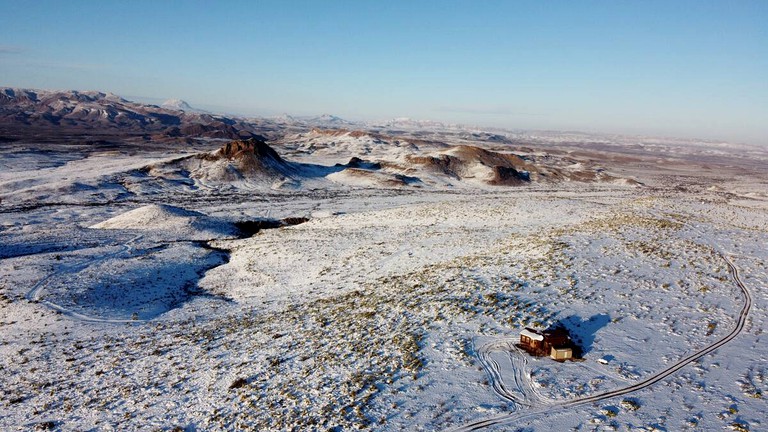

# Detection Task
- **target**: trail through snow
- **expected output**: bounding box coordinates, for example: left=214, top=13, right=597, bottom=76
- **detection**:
left=450, top=252, right=753, bottom=431
left=24, top=235, right=146, bottom=324
left=474, top=338, right=548, bottom=408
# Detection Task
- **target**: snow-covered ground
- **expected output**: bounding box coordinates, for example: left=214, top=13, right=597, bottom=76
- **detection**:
left=0, top=136, right=767, bottom=431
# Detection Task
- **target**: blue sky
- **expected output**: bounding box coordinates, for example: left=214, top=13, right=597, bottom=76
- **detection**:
left=1, top=1, right=766, bottom=144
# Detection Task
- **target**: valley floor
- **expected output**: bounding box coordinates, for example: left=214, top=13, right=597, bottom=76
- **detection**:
left=1, top=143, right=767, bottom=431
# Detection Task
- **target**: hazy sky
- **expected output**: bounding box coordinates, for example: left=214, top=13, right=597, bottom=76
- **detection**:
left=1, top=1, right=766, bottom=144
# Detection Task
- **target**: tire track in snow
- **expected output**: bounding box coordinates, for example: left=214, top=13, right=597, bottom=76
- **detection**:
left=450, top=253, right=752, bottom=431
left=475, top=338, right=548, bottom=408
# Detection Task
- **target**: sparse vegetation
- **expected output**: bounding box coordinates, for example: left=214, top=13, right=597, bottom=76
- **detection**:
left=730, top=421, right=750, bottom=432
left=0, top=154, right=765, bottom=432
left=621, top=398, right=641, bottom=411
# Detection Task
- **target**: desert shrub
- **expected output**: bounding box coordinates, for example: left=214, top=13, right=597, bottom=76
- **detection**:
left=621, top=398, right=641, bottom=411
left=229, top=378, right=248, bottom=390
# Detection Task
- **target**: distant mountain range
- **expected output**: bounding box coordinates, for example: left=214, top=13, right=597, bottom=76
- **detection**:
left=0, top=87, right=734, bottom=151
left=0, top=87, right=278, bottom=143
left=0, top=86, right=521, bottom=146
left=0, top=87, right=398, bottom=145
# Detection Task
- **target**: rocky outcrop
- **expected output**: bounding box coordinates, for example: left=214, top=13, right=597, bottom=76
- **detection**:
left=219, top=139, right=285, bottom=162
left=144, top=139, right=300, bottom=185
left=489, top=166, right=531, bottom=185
left=406, top=145, right=533, bottom=185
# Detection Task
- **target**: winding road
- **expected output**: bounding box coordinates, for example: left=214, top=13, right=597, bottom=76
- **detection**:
left=451, top=253, right=753, bottom=431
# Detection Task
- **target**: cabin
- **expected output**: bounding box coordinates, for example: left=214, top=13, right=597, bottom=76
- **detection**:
left=518, top=326, right=576, bottom=361
left=520, top=328, right=544, bottom=349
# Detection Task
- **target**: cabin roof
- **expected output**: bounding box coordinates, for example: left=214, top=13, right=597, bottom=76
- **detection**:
left=520, top=329, right=544, bottom=341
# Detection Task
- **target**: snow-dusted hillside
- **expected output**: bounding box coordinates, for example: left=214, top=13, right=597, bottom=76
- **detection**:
left=90, top=204, right=238, bottom=240
left=160, top=99, right=209, bottom=114
left=0, top=87, right=268, bottom=141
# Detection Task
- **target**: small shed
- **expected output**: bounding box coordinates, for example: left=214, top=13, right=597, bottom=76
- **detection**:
left=550, top=346, right=573, bottom=360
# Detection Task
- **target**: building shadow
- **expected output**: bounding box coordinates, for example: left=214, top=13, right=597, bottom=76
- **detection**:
left=557, top=313, right=611, bottom=355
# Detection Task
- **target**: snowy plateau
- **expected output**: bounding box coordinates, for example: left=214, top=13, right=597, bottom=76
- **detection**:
left=1, top=95, right=768, bottom=431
